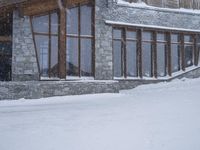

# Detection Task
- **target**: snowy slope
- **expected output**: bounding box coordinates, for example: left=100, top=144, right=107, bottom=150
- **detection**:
left=0, top=78, right=200, bottom=150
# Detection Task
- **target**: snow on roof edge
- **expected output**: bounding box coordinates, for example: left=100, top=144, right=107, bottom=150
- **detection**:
left=105, top=20, right=200, bottom=33
left=117, top=0, right=200, bottom=15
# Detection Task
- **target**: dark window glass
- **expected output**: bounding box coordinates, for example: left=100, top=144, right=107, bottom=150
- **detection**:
left=126, top=41, right=137, bottom=77
left=171, top=34, right=180, bottom=43
left=113, top=40, right=122, bottom=77
left=66, top=37, right=79, bottom=76
left=67, top=7, right=78, bottom=35
left=81, top=39, right=92, bottom=76
left=80, top=5, right=92, bottom=36
left=0, top=13, right=12, bottom=81
left=0, top=13, right=12, bottom=36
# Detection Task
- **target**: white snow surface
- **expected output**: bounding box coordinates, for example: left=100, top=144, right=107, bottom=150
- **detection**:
left=117, top=0, right=200, bottom=14
left=1, top=78, right=200, bottom=150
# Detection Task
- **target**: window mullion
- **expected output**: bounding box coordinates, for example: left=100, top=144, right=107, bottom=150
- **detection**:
left=78, top=4, right=81, bottom=77
left=48, top=13, right=51, bottom=78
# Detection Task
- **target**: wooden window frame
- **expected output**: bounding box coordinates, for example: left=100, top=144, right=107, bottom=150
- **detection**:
left=30, top=1, right=95, bottom=80
left=112, top=25, right=200, bottom=79
left=31, top=10, right=59, bottom=79
left=66, top=3, right=95, bottom=78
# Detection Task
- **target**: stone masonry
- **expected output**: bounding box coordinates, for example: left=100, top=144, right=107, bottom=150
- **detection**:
left=12, top=10, right=39, bottom=81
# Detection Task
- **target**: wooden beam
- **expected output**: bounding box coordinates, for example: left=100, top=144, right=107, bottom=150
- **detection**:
left=58, top=6, right=66, bottom=79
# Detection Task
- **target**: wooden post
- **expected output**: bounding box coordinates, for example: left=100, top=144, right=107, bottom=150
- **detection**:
left=59, top=5, right=66, bottom=79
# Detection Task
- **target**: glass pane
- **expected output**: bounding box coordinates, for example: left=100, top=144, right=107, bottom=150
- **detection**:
left=0, top=42, right=12, bottom=55
left=184, top=45, right=193, bottom=67
left=126, top=41, right=137, bottom=77
left=66, top=37, right=79, bottom=76
left=32, top=15, right=49, bottom=33
left=198, top=45, right=200, bottom=65
left=184, top=35, right=193, bottom=43
left=127, top=31, right=136, bottom=39
left=171, top=44, right=180, bottom=73
left=142, top=31, right=153, bottom=41
left=157, top=43, right=166, bottom=77
left=0, top=55, right=12, bottom=81
left=50, top=36, right=58, bottom=77
left=0, top=42, right=12, bottom=81
left=35, top=35, right=49, bottom=77
left=157, top=33, right=166, bottom=41
left=81, top=39, right=92, bottom=76
left=0, top=13, right=12, bottom=36
left=80, top=5, right=92, bottom=36
left=197, top=35, right=200, bottom=43
left=113, top=29, right=122, bottom=39
left=67, top=7, right=78, bottom=35
left=171, top=34, right=179, bottom=43
left=113, top=41, right=122, bottom=77
left=51, top=13, right=58, bottom=34
left=142, top=42, right=152, bottom=77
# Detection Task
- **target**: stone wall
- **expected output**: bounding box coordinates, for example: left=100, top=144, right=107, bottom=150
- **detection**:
left=12, top=11, right=39, bottom=81
left=95, top=0, right=113, bottom=80
left=0, top=81, right=119, bottom=100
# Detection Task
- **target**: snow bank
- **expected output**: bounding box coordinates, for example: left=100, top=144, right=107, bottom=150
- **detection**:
left=0, top=78, right=200, bottom=150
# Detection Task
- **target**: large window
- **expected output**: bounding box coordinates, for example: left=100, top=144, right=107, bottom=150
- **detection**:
left=113, top=27, right=199, bottom=79
left=31, top=2, right=94, bottom=79
left=0, top=13, right=12, bottom=81
left=32, top=12, right=59, bottom=78
left=66, top=4, right=94, bottom=77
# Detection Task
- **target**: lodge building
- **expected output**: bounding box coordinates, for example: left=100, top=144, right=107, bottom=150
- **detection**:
left=0, top=0, right=200, bottom=99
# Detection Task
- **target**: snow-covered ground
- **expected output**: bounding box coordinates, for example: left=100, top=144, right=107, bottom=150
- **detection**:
left=1, top=78, right=200, bottom=150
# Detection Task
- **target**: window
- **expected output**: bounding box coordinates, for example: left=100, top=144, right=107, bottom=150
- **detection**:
left=31, top=2, right=94, bottom=80
left=0, top=13, right=12, bottom=81
left=66, top=4, right=94, bottom=77
left=32, top=12, right=59, bottom=78
left=113, top=27, right=199, bottom=79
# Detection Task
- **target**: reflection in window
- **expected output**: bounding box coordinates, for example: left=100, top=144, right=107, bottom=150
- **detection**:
left=67, top=7, right=78, bottom=35
left=66, top=37, right=79, bottom=76
left=184, top=35, right=194, bottom=67
left=112, top=27, right=198, bottom=79
left=171, top=34, right=181, bottom=73
left=126, top=41, right=137, bottom=77
left=113, top=40, right=122, bottom=77
left=32, top=12, right=59, bottom=78
left=66, top=4, right=94, bottom=77
left=142, top=32, right=153, bottom=77
left=157, top=33, right=167, bottom=77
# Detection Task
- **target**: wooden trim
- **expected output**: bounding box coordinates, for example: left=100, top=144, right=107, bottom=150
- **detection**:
left=180, top=33, right=185, bottom=71
left=167, top=32, right=172, bottom=76
left=0, top=36, right=12, bottom=42
left=153, top=31, right=157, bottom=78
left=138, top=29, right=142, bottom=78
left=59, top=7, right=66, bottom=79
left=30, top=16, right=41, bottom=75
